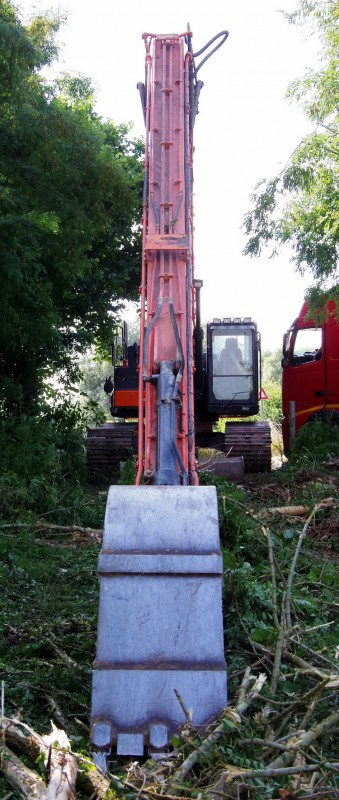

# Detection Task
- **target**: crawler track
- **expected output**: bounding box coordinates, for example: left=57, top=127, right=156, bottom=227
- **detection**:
left=224, top=421, right=272, bottom=472
left=87, top=420, right=271, bottom=479
left=87, top=422, right=136, bottom=480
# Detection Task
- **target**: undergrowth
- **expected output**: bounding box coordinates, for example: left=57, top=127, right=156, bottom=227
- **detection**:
left=287, top=416, right=339, bottom=470
left=0, top=415, right=338, bottom=797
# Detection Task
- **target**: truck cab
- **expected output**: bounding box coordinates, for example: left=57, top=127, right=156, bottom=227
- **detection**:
left=282, top=300, right=339, bottom=453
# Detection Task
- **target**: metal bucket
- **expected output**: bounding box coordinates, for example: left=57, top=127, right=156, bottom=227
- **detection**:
left=90, top=485, right=227, bottom=763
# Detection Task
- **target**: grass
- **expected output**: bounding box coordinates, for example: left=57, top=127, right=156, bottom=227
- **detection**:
left=0, top=417, right=339, bottom=797
left=1, top=525, right=100, bottom=739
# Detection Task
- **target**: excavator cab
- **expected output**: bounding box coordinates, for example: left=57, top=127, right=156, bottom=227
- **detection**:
left=206, top=318, right=261, bottom=416
left=108, top=322, right=139, bottom=418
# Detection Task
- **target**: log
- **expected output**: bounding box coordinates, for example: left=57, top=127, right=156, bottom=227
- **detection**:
left=0, top=741, right=46, bottom=800
left=47, top=751, right=77, bottom=800
left=0, top=719, right=110, bottom=799
left=266, top=506, right=310, bottom=517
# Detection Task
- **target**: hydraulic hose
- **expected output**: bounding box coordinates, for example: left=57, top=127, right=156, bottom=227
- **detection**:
left=193, top=30, right=229, bottom=75
left=170, top=399, right=188, bottom=485
left=169, top=298, right=185, bottom=399
left=142, top=296, right=163, bottom=379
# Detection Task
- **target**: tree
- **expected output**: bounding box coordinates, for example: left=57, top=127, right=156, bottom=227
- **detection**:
left=76, top=347, right=113, bottom=424
left=261, top=350, right=283, bottom=424
left=0, top=1, right=143, bottom=414
left=243, top=0, right=339, bottom=315
left=262, top=349, right=283, bottom=385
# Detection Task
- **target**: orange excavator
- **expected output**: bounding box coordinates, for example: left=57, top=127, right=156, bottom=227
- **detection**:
left=89, top=28, right=270, bottom=768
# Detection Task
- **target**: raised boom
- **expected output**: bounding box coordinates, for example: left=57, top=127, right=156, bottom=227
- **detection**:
left=90, top=29, right=229, bottom=767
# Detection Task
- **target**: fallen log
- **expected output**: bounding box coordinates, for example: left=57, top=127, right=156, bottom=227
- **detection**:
left=47, top=751, right=77, bottom=800
left=263, top=497, right=336, bottom=518
left=266, top=505, right=310, bottom=517
left=0, top=740, right=46, bottom=800
left=0, top=719, right=110, bottom=799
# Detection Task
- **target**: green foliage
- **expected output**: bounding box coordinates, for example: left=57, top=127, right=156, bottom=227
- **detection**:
left=262, top=349, right=282, bottom=385
left=76, top=346, right=113, bottom=423
left=0, top=526, right=100, bottom=735
left=261, top=380, right=282, bottom=424
left=118, top=458, right=137, bottom=484
left=0, top=1, right=143, bottom=415
left=260, top=350, right=283, bottom=424
left=0, top=402, right=98, bottom=519
left=288, top=415, right=339, bottom=468
left=1, top=426, right=338, bottom=795
left=243, top=0, right=339, bottom=310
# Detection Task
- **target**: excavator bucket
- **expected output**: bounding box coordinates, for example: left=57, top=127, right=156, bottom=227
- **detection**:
left=90, top=484, right=227, bottom=764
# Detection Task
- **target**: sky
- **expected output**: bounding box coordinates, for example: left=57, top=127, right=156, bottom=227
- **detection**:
left=19, top=0, right=319, bottom=351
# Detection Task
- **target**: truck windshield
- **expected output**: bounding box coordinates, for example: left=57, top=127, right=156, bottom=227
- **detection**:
left=212, top=327, right=254, bottom=401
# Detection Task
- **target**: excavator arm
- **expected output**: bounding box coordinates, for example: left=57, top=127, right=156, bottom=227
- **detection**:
left=137, top=30, right=201, bottom=487
left=90, top=29, right=229, bottom=766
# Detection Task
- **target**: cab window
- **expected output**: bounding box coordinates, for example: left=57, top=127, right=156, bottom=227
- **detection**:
left=291, top=328, right=322, bottom=364
left=211, top=327, right=253, bottom=401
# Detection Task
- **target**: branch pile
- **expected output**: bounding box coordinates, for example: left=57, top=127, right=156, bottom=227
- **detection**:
left=1, top=489, right=338, bottom=799
left=1, top=652, right=338, bottom=800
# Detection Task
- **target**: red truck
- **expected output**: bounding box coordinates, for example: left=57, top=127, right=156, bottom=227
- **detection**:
left=282, top=298, right=339, bottom=453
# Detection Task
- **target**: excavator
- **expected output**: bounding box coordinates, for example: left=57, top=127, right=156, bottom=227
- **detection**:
left=89, top=28, right=271, bottom=768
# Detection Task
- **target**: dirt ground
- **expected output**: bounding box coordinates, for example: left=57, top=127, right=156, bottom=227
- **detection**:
left=241, top=462, right=339, bottom=545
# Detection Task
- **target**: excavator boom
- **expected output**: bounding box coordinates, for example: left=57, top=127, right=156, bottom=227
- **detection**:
left=136, top=31, right=196, bottom=486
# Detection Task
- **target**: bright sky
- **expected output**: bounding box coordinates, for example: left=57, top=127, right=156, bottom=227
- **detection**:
left=19, top=0, right=318, bottom=351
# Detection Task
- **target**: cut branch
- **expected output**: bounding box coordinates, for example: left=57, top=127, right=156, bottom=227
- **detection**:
left=268, top=708, right=339, bottom=770
left=206, top=761, right=339, bottom=800
left=264, top=525, right=279, bottom=630
left=285, top=502, right=323, bottom=628
left=169, top=669, right=266, bottom=789
left=0, top=522, right=102, bottom=541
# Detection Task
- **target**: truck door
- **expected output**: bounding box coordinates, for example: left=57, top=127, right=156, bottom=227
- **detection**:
left=324, top=316, right=339, bottom=412
left=282, top=323, right=324, bottom=450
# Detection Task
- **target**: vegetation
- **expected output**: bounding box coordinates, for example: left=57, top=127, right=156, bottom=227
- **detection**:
left=261, top=349, right=283, bottom=424
left=1, top=422, right=338, bottom=799
left=0, top=0, right=143, bottom=417
left=1, top=1, right=338, bottom=798
left=243, top=0, right=339, bottom=315
left=77, top=347, right=113, bottom=424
